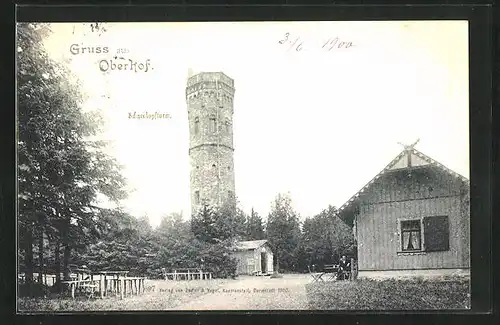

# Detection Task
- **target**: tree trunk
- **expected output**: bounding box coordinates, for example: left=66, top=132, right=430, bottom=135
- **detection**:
left=63, top=244, right=71, bottom=280
left=54, top=237, right=61, bottom=289
left=22, top=221, right=35, bottom=297
left=37, top=214, right=45, bottom=284
left=24, top=222, right=34, bottom=283
left=275, top=251, right=280, bottom=273
left=62, top=219, right=71, bottom=281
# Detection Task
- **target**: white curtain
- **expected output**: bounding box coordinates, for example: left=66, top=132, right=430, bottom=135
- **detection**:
left=402, top=232, right=411, bottom=250
left=402, top=231, right=420, bottom=250
left=411, top=231, right=421, bottom=249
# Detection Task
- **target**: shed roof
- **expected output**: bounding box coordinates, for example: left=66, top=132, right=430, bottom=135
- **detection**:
left=234, top=239, right=268, bottom=251
left=337, top=144, right=469, bottom=224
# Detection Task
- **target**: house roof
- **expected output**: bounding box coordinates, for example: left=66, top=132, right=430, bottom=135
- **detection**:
left=338, top=144, right=469, bottom=216
left=234, top=240, right=268, bottom=251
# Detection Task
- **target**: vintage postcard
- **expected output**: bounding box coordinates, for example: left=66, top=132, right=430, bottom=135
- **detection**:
left=16, top=21, right=470, bottom=312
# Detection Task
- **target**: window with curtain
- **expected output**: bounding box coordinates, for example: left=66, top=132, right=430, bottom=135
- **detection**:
left=401, top=219, right=422, bottom=251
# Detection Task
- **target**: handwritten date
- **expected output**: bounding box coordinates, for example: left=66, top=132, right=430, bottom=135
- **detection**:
left=322, top=37, right=354, bottom=51
left=278, top=33, right=354, bottom=52
left=278, top=33, right=304, bottom=52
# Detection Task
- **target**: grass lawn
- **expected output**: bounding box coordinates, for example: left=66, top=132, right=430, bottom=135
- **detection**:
left=305, top=276, right=471, bottom=310
left=17, top=278, right=230, bottom=312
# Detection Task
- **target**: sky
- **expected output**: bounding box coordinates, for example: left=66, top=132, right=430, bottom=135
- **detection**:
left=41, top=21, right=469, bottom=227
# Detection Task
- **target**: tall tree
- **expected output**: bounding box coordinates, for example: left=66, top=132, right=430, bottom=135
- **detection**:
left=158, top=211, right=237, bottom=279
left=299, top=205, right=355, bottom=270
left=78, top=211, right=159, bottom=277
left=191, top=204, right=219, bottom=244
left=191, top=202, right=245, bottom=243
left=266, top=193, right=301, bottom=273
left=216, top=204, right=247, bottom=241
left=246, top=208, right=265, bottom=240
left=156, top=213, right=195, bottom=274
left=17, top=23, right=127, bottom=292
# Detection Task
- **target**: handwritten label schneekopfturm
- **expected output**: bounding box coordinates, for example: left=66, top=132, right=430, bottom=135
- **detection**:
left=278, top=32, right=355, bottom=52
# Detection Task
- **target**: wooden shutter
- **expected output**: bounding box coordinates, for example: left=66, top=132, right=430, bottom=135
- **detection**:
left=423, top=216, right=450, bottom=252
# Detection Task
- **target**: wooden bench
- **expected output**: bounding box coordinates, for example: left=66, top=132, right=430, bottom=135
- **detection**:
left=323, top=264, right=339, bottom=281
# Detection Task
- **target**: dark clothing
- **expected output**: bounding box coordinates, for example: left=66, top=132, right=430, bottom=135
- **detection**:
left=337, top=259, right=350, bottom=280
left=339, top=259, right=350, bottom=272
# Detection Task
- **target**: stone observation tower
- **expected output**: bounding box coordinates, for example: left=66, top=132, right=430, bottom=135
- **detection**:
left=186, top=71, right=236, bottom=215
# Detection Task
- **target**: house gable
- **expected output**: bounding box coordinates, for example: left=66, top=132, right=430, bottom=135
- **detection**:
left=338, top=147, right=469, bottom=227
left=358, top=165, right=467, bottom=206
left=234, top=239, right=268, bottom=251
left=388, top=150, right=431, bottom=171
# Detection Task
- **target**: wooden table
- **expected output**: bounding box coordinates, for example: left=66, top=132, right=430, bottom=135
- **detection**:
left=309, top=264, right=340, bottom=283
left=91, top=271, right=147, bottom=299
left=91, top=271, right=129, bottom=299
left=60, top=271, right=146, bottom=299
left=118, top=276, right=146, bottom=299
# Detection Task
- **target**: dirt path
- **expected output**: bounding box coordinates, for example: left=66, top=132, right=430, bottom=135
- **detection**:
left=172, top=274, right=311, bottom=310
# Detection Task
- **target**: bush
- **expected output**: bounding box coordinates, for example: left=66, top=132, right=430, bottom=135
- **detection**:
left=306, top=277, right=471, bottom=310
left=18, top=282, right=51, bottom=298
left=198, top=240, right=237, bottom=279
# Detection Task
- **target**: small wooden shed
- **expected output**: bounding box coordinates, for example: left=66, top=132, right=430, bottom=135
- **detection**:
left=233, top=240, right=274, bottom=276
left=338, top=144, right=470, bottom=278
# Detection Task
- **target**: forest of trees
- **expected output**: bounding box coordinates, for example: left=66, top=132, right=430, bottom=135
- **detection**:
left=17, top=23, right=356, bottom=297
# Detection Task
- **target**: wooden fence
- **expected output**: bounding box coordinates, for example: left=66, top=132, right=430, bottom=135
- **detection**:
left=161, top=268, right=212, bottom=281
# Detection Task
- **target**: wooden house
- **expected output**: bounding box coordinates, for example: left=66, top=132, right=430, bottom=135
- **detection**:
left=233, top=240, right=274, bottom=276
left=338, top=144, right=470, bottom=278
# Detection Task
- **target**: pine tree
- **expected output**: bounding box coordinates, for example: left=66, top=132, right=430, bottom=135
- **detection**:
left=17, top=23, right=127, bottom=292
left=266, top=193, right=301, bottom=273
left=246, top=208, right=265, bottom=240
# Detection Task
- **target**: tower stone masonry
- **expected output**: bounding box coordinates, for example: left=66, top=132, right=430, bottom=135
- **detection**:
left=186, top=72, right=236, bottom=216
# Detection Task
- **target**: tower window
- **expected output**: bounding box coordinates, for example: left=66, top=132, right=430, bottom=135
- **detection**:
left=194, top=117, right=199, bottom=135
left=212, top=164, right=216, bottom=168
left=194, top=191, right=200, bottom=204
left=225, top=119, right=230, bottom=132
left=209, top=117, right=217, bottom=133
left=227, top=166, right=231, bottom=171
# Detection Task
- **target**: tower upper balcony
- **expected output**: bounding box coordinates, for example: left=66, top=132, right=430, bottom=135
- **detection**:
left=186, top=72, right=235, bottom=101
